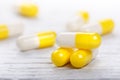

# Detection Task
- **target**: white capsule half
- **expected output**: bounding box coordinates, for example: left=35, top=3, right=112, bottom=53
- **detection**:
left=7, top=22, right=24, bottom=37
left=0, top=22, right=24, bottom=39
left=79, top=23, right=102, bottom=34
left=66, top=16, right=85, bottom=31
left=17, top=35, right=40, bottom=51
left=66, top=11, right=89, bottom=32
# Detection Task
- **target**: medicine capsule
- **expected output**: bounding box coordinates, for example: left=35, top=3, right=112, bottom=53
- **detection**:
left=57, top=32, right=101, bottom=49
left=0, top=22, right=24, bottom=39
left=74, top=49, right=99, bottom=59
left=67, top=19, right=114, bottom=35
left=66, top=11, right=89, bottom=32
left=51, top=48, right=73, bottom=67
left=17, top=31, right=56, bottom=51
left=17, top=3, right=38, bottom=17
left=70, top=49, right=92, bottom=68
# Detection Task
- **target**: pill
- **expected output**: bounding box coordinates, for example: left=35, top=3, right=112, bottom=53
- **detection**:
left=70, top=49, right=92, bottom=68
left=0, top=22, right=24, bottom=39
left=17, top=31, right=56, bottom=51
left=75, top=49, right=98, bottom=59
left=67, top=19, right=114, bottom=35
left=17, top=3, right=38, bottom=17
left=57, top=32, right=101, bottom=49
left=51, top=48, right=73, bottom=67
left=66, top=11, right=89, bottom=32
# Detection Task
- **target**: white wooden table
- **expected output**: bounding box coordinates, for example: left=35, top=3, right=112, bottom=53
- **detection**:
left=0, top=0, right=120, bottom=79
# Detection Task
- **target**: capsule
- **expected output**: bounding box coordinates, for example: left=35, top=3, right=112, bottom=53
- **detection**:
left=51, top=48, right=73, bottom=67
left=67, top=19, right=114, bottom=35
left=17, top=3, right=38, bottom=17
left=0, top=22, right=24, bottom=39
left=70, top=49, right=93, bottom=68
left=57, top=32, right=101, bottom=49
left=74, top=49, right=98, bottom=59
left=66, top=11, right=89, bottom=32
left=17, top=31, right=56, bottom=51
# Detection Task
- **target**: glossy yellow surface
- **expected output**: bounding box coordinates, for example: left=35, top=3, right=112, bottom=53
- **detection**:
left=37, top=31, right=56, bottom=37
left=70, top=49, right=92, bottom=68
left=51, top=48, right=73, bottom=67
left=19, top=3, right=38, bottom=17
left=75, top=32, right=101, bottom=49
left=0, top=25, right=9, bottom=39
left=37, top=31, right=56, bottom=48
left=77, top=11, right=89, bottom=22
left=99, top=19, right=114, bottom=35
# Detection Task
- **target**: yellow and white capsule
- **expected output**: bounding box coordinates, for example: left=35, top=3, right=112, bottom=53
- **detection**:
left=66, top=11, right=89, bottom=32
left=17, top=31, right=56, bottom=51
left=16, top=3, right=38, bottom=17
left=0, top=22, right=24, bottom=39
left=67, top=19, right=114, bottom=35
left=57, top=32, right=101, bottom=49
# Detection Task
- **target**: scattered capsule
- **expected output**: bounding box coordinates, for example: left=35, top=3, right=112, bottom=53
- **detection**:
left=17, top=3, right=38, bottom=17
left=51, top=48, right=73, bottom=67
left=66, top=11, right=89, bottom=32
left=67, top=19, right=114, bottom=35
left=17, top=31, right=56, bottom=51
left=0, top=22, right=24, bottom=39
left=70, top=49, right=92, bottom=68
left=57, top=32, right=101, bottom=49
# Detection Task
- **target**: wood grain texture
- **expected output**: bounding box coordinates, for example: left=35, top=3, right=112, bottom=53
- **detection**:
left=0, top=0, right=120, bottom=80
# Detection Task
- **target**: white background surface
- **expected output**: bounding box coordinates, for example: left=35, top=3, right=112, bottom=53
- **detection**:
left=0, top=0, right=120, bottom=79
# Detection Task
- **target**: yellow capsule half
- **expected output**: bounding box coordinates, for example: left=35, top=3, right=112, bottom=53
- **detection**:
left=77, top=11, right=89, bottom=23
left=99, top=19, right=114, bottom=35
left=70, top=49, right=92, bottom=68
left=51, top=48, right=73, bottom=67
left=0, top=24, right=9, bottom=39
left=76, top=32, right=101, bottom=49
left=37, top=31, right=56, bottom=48
left=19, top=3, right=38, bottom=17
left=57, top=32, right=101, bottom=49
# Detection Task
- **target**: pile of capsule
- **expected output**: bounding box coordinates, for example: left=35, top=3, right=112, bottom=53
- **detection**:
left=51, top=11, right=114, bottom=68
left=0, top=3, right=114, bottom=69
